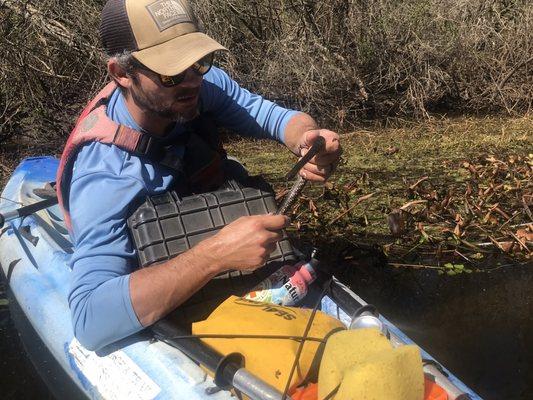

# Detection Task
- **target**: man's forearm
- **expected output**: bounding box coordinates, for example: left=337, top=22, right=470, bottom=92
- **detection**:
left=129, top=239, right=221, bottom=326
left=283, top=112, right=319, bottom=155
left=128, top=213, right=287, bottom=327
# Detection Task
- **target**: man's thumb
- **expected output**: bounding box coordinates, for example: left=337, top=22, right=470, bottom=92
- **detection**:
left=300, top=130, right=320, bottom=154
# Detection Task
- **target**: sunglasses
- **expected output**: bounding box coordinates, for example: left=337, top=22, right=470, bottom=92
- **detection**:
left=132, top=53, right=214, bottom=87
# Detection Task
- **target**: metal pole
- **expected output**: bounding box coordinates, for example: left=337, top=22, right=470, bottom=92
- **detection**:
left=0, top=196, right=58, bottom=228
left=152, top=320, right=291, bottom=400
left=277, top=136, right=326, bottom=215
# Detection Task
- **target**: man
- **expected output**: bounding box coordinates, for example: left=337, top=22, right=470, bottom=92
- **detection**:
left=60, top=0, right=341, bottom=351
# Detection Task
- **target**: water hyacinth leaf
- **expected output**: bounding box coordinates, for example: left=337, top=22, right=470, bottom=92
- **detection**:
left=443, top=263, right=467, bottom=275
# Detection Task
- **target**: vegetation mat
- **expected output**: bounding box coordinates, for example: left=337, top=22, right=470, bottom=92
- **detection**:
left=227, top=116, right=532, bottom=276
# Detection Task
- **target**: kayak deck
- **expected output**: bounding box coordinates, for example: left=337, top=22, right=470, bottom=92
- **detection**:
left=0, top=157, right=482, bottom=400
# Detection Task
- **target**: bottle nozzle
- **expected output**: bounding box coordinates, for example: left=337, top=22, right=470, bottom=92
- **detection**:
left=349, top=305, right=389, bottom=337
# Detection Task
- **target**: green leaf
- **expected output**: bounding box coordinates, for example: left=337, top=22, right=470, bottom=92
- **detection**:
left=0, top=299, right=9, bottom=307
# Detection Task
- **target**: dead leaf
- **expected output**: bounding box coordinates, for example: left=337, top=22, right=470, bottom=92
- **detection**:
left=516, top=229, right=533, bottom=242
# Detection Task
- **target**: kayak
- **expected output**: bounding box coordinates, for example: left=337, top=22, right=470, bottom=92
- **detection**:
left=0, top=156, right=482, bottom=400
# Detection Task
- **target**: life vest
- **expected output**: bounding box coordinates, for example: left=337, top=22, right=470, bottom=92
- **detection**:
left=56, top=82, right=225, bottom=232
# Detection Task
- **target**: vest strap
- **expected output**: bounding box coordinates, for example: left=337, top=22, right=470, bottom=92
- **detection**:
left=134, top=131, right=186, bottom=173
left=57, top=82, right=225, bottom=231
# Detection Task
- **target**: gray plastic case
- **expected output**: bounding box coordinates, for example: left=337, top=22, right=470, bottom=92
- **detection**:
left=128, top=179, right=296, bottom=268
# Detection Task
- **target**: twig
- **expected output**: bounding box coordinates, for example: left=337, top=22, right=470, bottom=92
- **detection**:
left=400, top=199, right=428, bottom=211
left=488, top=236, right=508, bottom=253
left=0, top=161, right=12, bottom=174
left=510, top=223, right=533, bottom=229
left=409, top=176, right=429, bottom=191
left=498, top=56, right=533, bottom=90
left=508, top=231, right=531, bottom=253
left=454, top=249, right=473, bottom=264
left=1, top=0, right=98, bottom=52
left=485, top=262, right=531, bottom=273
left=459, top=239, right=486, bottom=252
left=328, top=192, right=375, bottom=225
left=389, top=262, right=442, bottom=270
left=490, top=204, right=511, bottom=220
left=498, top=211, right=521, bottom=231
left=522, top=196, right=533, bottom=223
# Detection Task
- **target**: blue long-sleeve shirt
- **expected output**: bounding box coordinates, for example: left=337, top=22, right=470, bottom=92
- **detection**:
left=68, top=66, right=297, bottom=350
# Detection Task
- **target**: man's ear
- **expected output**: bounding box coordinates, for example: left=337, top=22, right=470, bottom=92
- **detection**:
left=107, top=58, right=133, bottom=89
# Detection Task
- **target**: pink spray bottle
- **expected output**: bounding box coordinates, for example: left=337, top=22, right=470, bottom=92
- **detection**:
left=244, top=253, right=319, bottom=306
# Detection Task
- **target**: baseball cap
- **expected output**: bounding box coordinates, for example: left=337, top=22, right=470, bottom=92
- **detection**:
left=100, top=0, right=227, bottom=76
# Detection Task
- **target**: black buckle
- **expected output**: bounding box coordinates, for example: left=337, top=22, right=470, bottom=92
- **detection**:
left=136, top=134, right=183, bottom=173
left=159, top=145, right=183, bottom=173
left=136, top=134, right=160, bottom=157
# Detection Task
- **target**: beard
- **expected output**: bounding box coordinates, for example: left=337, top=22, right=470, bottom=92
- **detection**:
left=129, top=80, right=199, bottom=124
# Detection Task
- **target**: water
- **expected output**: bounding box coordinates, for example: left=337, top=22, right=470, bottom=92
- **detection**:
left=1, top=265, right=531, bottom=399
left=343, top=262, right=532, bottom=400
left=0, top=282, right=52, bottom=399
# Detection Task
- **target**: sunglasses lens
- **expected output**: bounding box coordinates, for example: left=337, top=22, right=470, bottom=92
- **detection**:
left=158, top=53, right=214, bottom=87
left=159, top=72, right=186, bottom=87
left=194, top=53, right=214, bottom=75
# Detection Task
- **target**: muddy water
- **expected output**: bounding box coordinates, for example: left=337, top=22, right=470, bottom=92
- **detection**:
left=0, top=282, right=52, bottom=399
left=344, top=262, right=532, bottom=400
left=1, top=265, right=532, bottom=399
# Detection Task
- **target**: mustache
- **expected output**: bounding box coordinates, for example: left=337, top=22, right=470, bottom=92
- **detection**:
left=174, top=89, right=200, bottom=100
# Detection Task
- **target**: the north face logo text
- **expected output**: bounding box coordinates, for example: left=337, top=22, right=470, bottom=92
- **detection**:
left=146, top=0, right=192, bottom=31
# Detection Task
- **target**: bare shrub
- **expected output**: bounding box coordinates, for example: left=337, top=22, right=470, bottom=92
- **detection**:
left=0, top=0, right=105, bottom=149
left=194, top=0, right=532, bottom=126
left=0, top=0, right=531, bottom=149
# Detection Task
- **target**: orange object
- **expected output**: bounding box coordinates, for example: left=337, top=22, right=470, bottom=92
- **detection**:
left=291, top=383, right=318, bottom=400
left=424, top=377, right=448, bottom=400
left=290, top=377, right=444, bottom=400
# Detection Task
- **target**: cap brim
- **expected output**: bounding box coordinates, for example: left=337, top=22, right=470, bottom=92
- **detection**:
left=132, top=32, right=227, bottom=76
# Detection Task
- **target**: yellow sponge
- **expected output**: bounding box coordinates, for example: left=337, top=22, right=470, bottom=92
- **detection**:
left=318, top=329, right=424, bottom=400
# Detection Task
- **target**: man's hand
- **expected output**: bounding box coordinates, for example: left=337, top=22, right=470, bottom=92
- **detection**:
left=202, top=214, right=290, bottom=272
left=297, top=129, right=342, bottom=182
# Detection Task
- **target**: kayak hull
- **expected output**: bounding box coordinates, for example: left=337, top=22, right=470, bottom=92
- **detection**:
left=0, top=157, right=482, bottom=400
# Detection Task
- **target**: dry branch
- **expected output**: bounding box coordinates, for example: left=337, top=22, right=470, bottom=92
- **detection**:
left=328, top=192, right=375, bottom=225
left=1, top=0, right=99, bottom=52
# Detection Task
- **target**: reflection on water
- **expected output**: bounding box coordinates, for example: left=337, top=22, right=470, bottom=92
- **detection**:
left=0, top=282, right=52, bottom=399
left=344, top=262, right=532, bottom=400
left=1, top=264, right=531, bottom=399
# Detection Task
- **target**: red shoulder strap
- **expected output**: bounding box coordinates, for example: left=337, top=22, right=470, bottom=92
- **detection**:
left=56, top=82, right=144, bottom=231
left=56, top=82, right=225, bottom=232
